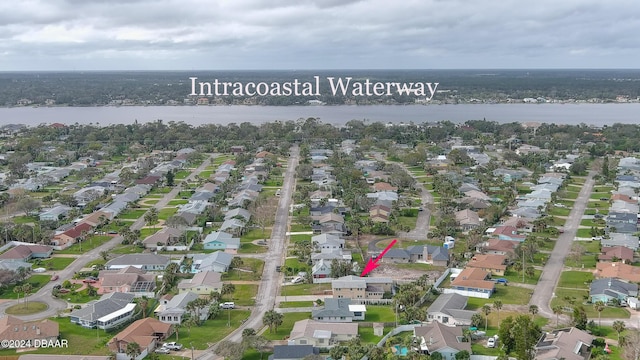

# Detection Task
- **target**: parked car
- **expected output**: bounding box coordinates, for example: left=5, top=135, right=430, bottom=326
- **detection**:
left=291, top=276, right=304, bottom=284
left=494, top=278, right=508, bottom=284
left=163, top=342, right=183, bottom=350
left=220, top=302, right=235, bottom=309
left=51, top=275, right=59, bottom=281
left=33, top=268, right=46, bottom=273
left=487, top=337, right=496, bottom=348
left=155, top=347, right=171, bottom=354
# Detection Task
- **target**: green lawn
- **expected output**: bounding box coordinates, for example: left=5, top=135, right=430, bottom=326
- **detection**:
left=0, top=275, right=52, bottom=299
left=466, top=286, right=533, bottom=310
left=366, top=305, right=396, bottom=322
left=551, top=288, right=630, bottom=318
left=548, top=207, right=571, bottom=216
left=589, top=193, right=610, bottom=200
left=110, top=245, right=145, bottom=254
left=561, top=191, right=580, bottom=200
left=282, top=283, right=331, bottom=296
left=359, top=326, right=392, bottom=344
left=117, top=209, right=147, bottom=220
left=11, top=215, right=39, bottom=224
left=168, top=199, right=189, bottom=205
left=501, top=269, right=542, bottom=285
left=557, top=271, right=593, bottom=289
left=34, top=257, right=75, bottom=271
left=61, top=288, right=101, bottom=304
left=289, top=224, right=312, bottom=232
left=174, top=170, right=191, bottom=180
left=396, top=215, right=418, bottom=230
left=164, top=310, right=251, bottom=349
left=580, top=219, right=606, bottom=227
left=278, top=301, right=316, bottom=308
left=284, top=258, right=310, bottom=275
left=225, top=284, right=258, bottom=306
left=57, top=235, right=113, bottom=254
left=262, top=312, right=310, bottom=341
left=222, top=258, right=265, bottom=281
left=238, top=242, right=268, bottom=254
left=289, top=234, right=312, bottom=243
left=576, top=228, right=594, bottom=238
left=158, top=207, right=178, bottom=220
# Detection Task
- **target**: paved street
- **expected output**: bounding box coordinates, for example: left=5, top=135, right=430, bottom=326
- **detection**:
left=0, top=155, right=214, bottom=320
left=196, top=145, right=299, bottom=360
left=529, top=171, right=595, bottom=318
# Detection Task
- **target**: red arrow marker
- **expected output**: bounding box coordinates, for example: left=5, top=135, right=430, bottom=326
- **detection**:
left=360, top=239, right=397, bottom=277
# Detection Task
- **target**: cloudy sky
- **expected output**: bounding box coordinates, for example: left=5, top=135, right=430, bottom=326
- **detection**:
left=2, top=0, right=640, bottom=71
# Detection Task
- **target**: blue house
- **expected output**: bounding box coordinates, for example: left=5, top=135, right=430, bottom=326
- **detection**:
left=203, top=231, right=240, bottom=252
left=590, top=278, right=638, bottom=303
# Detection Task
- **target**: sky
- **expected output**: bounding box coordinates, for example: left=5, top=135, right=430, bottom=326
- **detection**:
left=2, top=0, right=640, bottom=71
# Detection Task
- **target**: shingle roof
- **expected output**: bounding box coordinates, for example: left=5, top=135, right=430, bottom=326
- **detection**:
left=70, top=292, right=135, bottom=322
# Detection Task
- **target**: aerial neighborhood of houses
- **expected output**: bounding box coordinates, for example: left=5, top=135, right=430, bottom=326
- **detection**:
left=0, top=121, right=638, bottom=360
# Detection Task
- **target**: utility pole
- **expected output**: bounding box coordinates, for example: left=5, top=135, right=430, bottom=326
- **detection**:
left=522, top=247, right=525, bottom=283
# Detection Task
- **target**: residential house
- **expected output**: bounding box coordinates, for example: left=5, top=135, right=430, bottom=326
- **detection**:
left=0, top=259, right=32, bottom=272
left=332, top=275, right=393, bottom=300
left=224, top=208, right=251, bottom=223
left=459, top=197, right=490, bottom=210
left=312, top=234, right=344, bottom=252
left=610, top=200, right=640, bottom=214
left=454, top=209, right=481, bottom=231
left=589, top=278, right=639, bottom=303
left=69, top=292, right=136, bottom=330
left=479, top=239, right=518, bottom=257
left=0, top=316, right=59, bottom=345
left=606, top=211, right=638, bottom=234
left=107, top=318, right=173, bottom=359
left=535, top=327, right=594, bottom=360
left=487, top=226, right=527, bottom=242
left=219, top=218, right=246, bottom=236
left=447, top=267, right=495, bottom=299
left=0, top=244, right=53, bottom=262
left=414, top=322, right=472, bottom=359
left=202, top=231, right=241, bottom=253
left=80, top=210, right=113, bottom=228
left=312, top=298, right=366, bottom=322
left=39, top=205, right=72, bottom=221
left=288, top=319, right=358, bottom=347
left=98, top=266, right=156, bottom=295
left=369, top=204, right=391, bottom=223
left=311, top=259, right=332, bottom=279
left=177, top=271, right=223, bottom=295
left=406, top=245, right=450, bottom=267
left=426, top=293, right=476, bottom=326
left=463, top=190, right=490, bottom=202
left=372, top=182, right=398, bottom=192
left=268, top=345, right=319, bottom=360
left=366, top=191, right=398, bottom=203
left=601, top=233, right=639, bottom=251
left=466, top=254, right=507, bottom=276
left=51, top=222, right=93, bottom=250
left=192, top=251, right=233, bottom=273
left=598, top=246, right=634, bottom=264
left=595, top=262, right=640, bottom=283
left=155, top=291, right=206, bottom=324
left=106, top=254, right=171, bottom=271
left=383, top=249, right=411, bottom=263
left=142, top=227, right=184, bottom=250
left=311, top=249, right=352, bottom=265
left=318, top=213, right=345, bottom=233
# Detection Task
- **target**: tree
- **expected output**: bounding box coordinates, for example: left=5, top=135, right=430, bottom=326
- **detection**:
left=242, top=328, right=256, bottom=338
left=594, top=301, right=605, bottom=327
left=613, top=320, right=626, bottom=343
left=471, top=313, right=484, bottom=328
left=99, top=251, right=109, bottom=261
left=493, top=300, right=503, bottom=323
left=552, top=305, right=563, bottom=328
left=16, top=196, right=40, bottom=217
left=481, top=304, right=492, bottom=331
left=208, top=303, right=221, bottom=319
left=455, top=350, right=471, bottom=360
left=144, top=207, right=159, bottom=230
left=572, top=306, right=588, bottom=330
left=13, top=284, right=23, bottom=304
left=263, top=310, right=283, bottom=333
left=528, top=305, right=539, bottom=317
left=138, top=296, right=149, bottom=318
left=215, top=340, right=245, bottom=360
left=86, top=283, right=98, bottom=297
left=166, top=169, right=175, bottom=187
left=21, top=283, right=32, bottom=308
left=125, top=342, right=141, bottom=360
left=221, top=283, right=236, bottom=298
left=621, top=329, right=640, bottom=360
left=498, top=315, right=541, bottom=360
left=243, top=335, right=269, bottom=360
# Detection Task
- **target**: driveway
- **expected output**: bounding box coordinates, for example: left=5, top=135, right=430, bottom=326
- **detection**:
left=0, top=155, right=214, bottom=320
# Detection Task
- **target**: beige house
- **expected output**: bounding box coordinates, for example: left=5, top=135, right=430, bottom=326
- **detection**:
left=331, top=275, right=393, bottom=300
left=0, top=316, right=59, bottom=345
left=289, top=319, right=358, bottom=347
left=178, top=271, right=223, bottom=295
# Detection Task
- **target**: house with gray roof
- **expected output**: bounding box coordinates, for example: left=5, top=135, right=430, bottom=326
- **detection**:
left=268, top=345, right=319, bottom=360
left=0, top=259, right=32, bottom=272
left=39, top=205, right=72, bottom=221
left=224, top=208, right=251, bottom=222
left=602, top=233, right=639, bottom=251
left=69, top=292, right=136, bottom=330
left=155, top=291, right=205, bottom=324
left=427, top=293, right=476, bottom=326
left=405, top=245, right=450, bottom=267
left=589, top=278, right=639, bottom=303
left=535, top=327, right=594, bottom=360
left=312, top=298, right=366, bottom=322
left=414, top=322, right=471, bottom=358
left=193, top=251, right=233, bottom=273
left=105, top=254, right=171, bottom=271
left=203, top=231, right=240, bottom=252
left=289, top=319, right=358, bottom=347
left=607, top=211, right=639, bottom=234
left=219, top=218, right=246, bottom=236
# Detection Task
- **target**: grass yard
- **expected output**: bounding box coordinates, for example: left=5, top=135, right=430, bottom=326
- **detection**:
left=466, top=286, right=533, bottom=310
left=557, top=271, right=593, bottom=289
left=57, top=235, right=113, bottom=254
left=238, top=242, right=268, bottom=254
left=278, top=301, right=316, bottom=308
left=501, top=269, right=542, bottom=285
left=576, top=228, right=594, bottom=238
left=5, top=301, right=48, bottom=315
left=0, top=275, right=51, bottom=299
left=289, top=234, right=312, bottom=243
left=282, top=283, right=331, bottom=296
left=117, top=209, right=147, bottom=220
left=62, top=288, right=101, bottom=304
left=366, top=305, right=396, bottom=322
left=284, top=258, right=310, bottom=275
left=35, top=257, right=75, bottom=271
left=158, top=207, right=178, bottom=220
left=110, top=245, right=145, bottom=254
left=359, top=326, right=393, bottom=344
left=548, top=207, right=571, bottom=216
left=396, top=215, right=418, bottom=230
left=225, top=284, right=258, bottom=306
left=262, top=312, right=311, bottom=341
left=164, top=310, right=251, bottom=349
left=174, top=170, right=191, bottom=180
left=168, top=199, right=189, bottom=205
left=561, top=191, right=580, bottom=200
left=198, top=170, right=213, bottom=179
left=222, top=258, right=264, bottom=281
left=289, top=224, right=312, bottom=232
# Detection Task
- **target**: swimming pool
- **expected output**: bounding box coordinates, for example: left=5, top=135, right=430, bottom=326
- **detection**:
left=394, top=345, right=408, bottom=356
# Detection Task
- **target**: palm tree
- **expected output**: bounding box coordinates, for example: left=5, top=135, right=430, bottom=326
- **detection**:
left=13, top=285, right=23, bottom=304
left=100, top=251, right=109, bottom=261
left=138, top=296, right=149, bottom=318
left=125, top=342, right=141, bottom=360
left=493, top=300, right=503, bottom=323
left=181, top=256, right=194, bottom=273
left=481, top=304, right=491, bottom=331
left=612, top=320, right=626, bottom=343
left=144, top=208, right=159, bottom=231
left=552, top=305, right=563, bottom=328
left=529, top=305, right=539, bottom=317
left=263, top=310, right=283, bottom=333
left=22, top=283, right=32, bottom=308
left=221, top=283, right=236, bottom=299
left=594, top=301, right=605, bottom=327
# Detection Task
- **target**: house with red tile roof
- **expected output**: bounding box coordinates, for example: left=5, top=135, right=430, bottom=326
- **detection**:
left=51, top=222, right=93, bottom=250
left=595, top=262, right=640, bottom=283
left=466, top=254, right=508, bottom=276
left=0, top=244, right=53, bottom=262
left=107, top=318, right=172, bottom=357
left=447, top=268, right=495, bottom=299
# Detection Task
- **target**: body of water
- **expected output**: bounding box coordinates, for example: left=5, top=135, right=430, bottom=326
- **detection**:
left=0, top=103, right=638, bottom=127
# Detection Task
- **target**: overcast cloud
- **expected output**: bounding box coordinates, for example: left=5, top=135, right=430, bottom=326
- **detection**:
left=2, top=0, right=640, bottom=70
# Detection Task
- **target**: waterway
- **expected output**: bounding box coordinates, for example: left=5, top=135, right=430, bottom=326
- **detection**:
left=0, top=103, right=638, bottom=127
